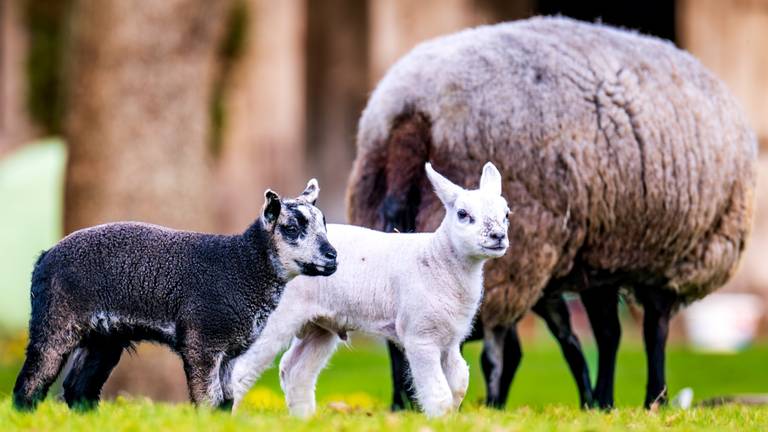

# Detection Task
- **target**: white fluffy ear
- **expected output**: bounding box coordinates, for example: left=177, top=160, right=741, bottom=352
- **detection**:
left=479, top=162, right=502, bottom=196
left=425, top=163, right=463, bottom=207
left=298, top=178, right=319, bottom=205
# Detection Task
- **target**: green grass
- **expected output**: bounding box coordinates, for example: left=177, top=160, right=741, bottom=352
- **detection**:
left=0, top=139, right=65, bottom=328
left=1, top=338, right=767, bottom=430
left=3, top=399, right=768, bottom=432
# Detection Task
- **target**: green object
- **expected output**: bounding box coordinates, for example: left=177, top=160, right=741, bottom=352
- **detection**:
left=0, top=139, right=65, bottom=328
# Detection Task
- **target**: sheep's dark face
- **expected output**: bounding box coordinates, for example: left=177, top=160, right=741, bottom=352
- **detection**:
left=262, top=179, right=337, bottom=279
left=426, top=162, right=510, bottom=260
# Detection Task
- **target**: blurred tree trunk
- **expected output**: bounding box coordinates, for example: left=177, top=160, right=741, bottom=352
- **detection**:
left=367, top=0, right=531, bottom=85
left=64, top=0, right=230, bottom=233
left=63, top=0, right=232, bottom=401
left=0, top=0, right=36, bottom=152
left=678, top=0, right=768, bottom=151
left=304, top=0, right=369, bottom=222
left=216, top=0, right=306, bottom=232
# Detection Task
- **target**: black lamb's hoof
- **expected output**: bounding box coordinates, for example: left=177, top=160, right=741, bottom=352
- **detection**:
left=218, top=398, right=234, bottom=412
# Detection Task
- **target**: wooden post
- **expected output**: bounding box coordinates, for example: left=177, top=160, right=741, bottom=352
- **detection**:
left=678, top=0, right=768, bottom=149
left=304, top=0, right=369, bottom=222
left=216, top=0, right=307, bottom=232
left=367, top=0, right=531, bottom=85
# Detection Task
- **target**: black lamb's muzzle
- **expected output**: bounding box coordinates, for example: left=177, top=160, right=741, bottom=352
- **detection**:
left=298, top=259, right=337, bottom=277
left=299, top=240, right=338, bottom=276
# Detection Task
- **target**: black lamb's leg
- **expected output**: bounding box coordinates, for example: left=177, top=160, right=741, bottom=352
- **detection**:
left=482, top=323, right=522, bottom=409
left=636, top=287, right=677, bottom=408
left=387, top=341, right=416, bottom=410
left=580, top=286, right=621, bottom=410
left=13, top=326, right=79, bottom=411
left=532, top=294, right=593, bottom=408
left=63, top=338, right=125, bottom=410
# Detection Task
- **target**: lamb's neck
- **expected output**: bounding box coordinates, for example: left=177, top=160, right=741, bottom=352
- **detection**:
left=239, top=220, right=289, bottom=291
left=426, top=222, right=486, bottom=289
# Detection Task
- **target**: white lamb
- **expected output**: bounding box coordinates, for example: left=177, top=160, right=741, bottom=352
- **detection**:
left=229, top=162, right=510, bottom=417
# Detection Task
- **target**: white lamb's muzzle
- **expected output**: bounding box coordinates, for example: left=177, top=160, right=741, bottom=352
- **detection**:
left=480, top=241, right=509, bottom=257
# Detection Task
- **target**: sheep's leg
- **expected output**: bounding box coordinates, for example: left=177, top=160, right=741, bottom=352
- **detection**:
left=387, top=341, right=417, bottom=410
left=279, top=325, right=339, bottom=418
left=229, top=308, right=307, bottom=411
left=441, top=345, right=469, bottom=410
left=403, top=340, right=453, bottom=417
left=481, top=323, right=521, bottom=409
left=62, top=340, right=125, bottom=410
left=580, top=286, right=621, bottom=409
left=13, top=327, right=79, bottom=411
left=532, top=295, right=593, bottom=408
left=636, top=287, right=676, bottom=408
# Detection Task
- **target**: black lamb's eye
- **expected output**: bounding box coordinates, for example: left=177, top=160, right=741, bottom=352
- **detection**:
left=457, top=209, right=468, bottom=220
left=284, top=225, right=298, bottom=236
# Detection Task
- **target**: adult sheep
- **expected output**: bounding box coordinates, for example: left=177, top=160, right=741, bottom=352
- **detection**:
left=347, top=17, right=757, bottom=409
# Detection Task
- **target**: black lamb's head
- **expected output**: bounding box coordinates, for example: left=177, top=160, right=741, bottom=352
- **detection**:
left=261, top=179, right=337, bottom=279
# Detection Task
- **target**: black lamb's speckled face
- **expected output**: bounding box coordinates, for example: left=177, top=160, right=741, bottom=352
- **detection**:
left=262, top=179, right=337, bottom=279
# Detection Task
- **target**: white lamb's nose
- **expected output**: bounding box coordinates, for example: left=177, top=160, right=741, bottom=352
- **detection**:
left=489, top=231, right=506, bottom=242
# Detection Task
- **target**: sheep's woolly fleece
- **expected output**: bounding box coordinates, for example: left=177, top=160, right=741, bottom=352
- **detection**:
left=347, top=16, right=757, bottom=326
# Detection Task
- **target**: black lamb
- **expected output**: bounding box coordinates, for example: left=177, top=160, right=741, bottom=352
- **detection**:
left=13, top=179, right=338, bottom=411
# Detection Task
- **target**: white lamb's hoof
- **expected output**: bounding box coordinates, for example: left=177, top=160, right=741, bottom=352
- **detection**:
left=288, top=400, right=316, bottom=418
left=421, top=396, right=454, bottom=418
left=452, top=390, right=466, bottom=410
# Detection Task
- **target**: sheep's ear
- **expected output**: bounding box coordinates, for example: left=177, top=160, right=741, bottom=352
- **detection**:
left=425, top=163, right=463, bottom=207
left=297, top=178, right=319, bottom=205
left=262, top=189, right=281, bottom=226
left=479, top=162, right=502, bottom=196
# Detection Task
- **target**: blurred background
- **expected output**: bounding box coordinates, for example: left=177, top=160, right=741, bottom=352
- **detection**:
left=1, top=0, right=767, bottom=407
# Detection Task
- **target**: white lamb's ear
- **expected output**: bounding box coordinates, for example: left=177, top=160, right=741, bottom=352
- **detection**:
left=479, top=162, right=502, bottom=196
left=298, top=178, right=319, bottom=205
left=262, top=189, right=281, bottom=226
left=425, top=163, right=463, bottom=207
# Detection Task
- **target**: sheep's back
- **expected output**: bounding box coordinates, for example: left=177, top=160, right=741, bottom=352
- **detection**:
left=351, top=17, right=757, bottom=324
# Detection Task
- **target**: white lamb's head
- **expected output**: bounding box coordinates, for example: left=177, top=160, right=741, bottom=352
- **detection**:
left=425, top=162, right=510, bottom=260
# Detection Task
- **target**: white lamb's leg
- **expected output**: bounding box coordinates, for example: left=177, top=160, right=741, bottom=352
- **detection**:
left=279, top=325, right=339, bottom=418
left=229, top=305, right=308, bottom=412
left=442, top=345, right=469, bottom=410
left=403, top=339, right=453, bottom=417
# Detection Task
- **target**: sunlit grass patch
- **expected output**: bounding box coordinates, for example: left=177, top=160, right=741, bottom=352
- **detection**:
left=3, top=398, right=768, bottom=432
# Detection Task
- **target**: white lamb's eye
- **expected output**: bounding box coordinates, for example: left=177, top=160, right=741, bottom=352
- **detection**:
left=457, top=209, right=474, bottom=224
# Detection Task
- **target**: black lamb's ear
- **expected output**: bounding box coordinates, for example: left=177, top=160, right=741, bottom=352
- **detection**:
left=298, top=178, right=319, bottom=205
left=262, top=189, right=281, bottom=225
